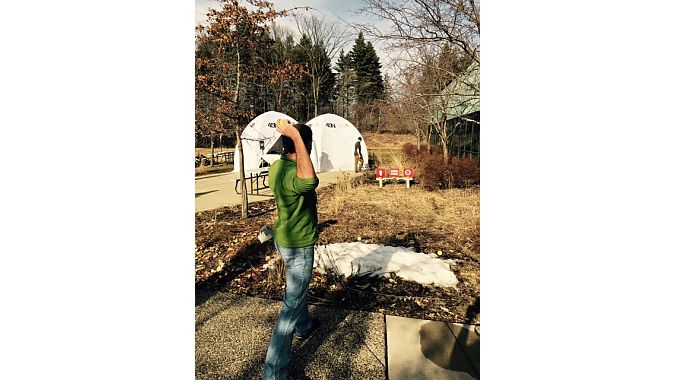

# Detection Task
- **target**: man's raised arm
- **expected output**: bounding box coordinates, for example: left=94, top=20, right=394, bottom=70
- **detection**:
left=276, top=120, right=316, bottom=179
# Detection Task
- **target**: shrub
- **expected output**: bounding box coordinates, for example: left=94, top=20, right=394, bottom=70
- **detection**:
left=401, top=143, right=431, bottom=164
left=367, top=158, right=376, bottom=170
left=401, top=144, right=479, bottom=190
left=449, top=157, right=480, bottom=187
left=195, top=164, right=208, bottom=176
left=402, top=143, right=417, bottom=160
left=417, top=151, right=451, bottom=191
left=429, top=145, right=443, bottom=155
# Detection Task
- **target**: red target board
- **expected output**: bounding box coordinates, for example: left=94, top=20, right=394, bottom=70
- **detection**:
left=388, top=168, right=400, bottom=177
left=403, top=168, right=414, bottom=177
left=375, top=168, right=386, bottom=178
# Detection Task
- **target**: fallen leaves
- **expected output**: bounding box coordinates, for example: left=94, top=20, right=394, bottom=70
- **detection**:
left=195, top=183, right=480, bottom=323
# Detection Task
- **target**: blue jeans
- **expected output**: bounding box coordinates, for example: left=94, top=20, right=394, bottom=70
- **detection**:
left=262, top=242, right=315, bottom=380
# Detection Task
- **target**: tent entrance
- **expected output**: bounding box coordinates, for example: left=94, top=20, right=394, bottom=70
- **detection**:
left=266, top=136, right=284, bottom=154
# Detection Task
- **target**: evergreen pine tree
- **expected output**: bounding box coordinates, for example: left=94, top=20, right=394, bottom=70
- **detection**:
left=345, top=32, right=386, bottom=128
left=335, top=49, right=355, bottom=118
left=364, top=41, right=385, bottom=100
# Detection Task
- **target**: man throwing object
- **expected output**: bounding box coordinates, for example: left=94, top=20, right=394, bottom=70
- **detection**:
left=262, top=119, right=321, bottom=380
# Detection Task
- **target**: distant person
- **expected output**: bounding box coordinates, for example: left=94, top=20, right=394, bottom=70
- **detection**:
left=263, top=119, right=321, bottom=380
left=354, top=136, right=364, bottom=173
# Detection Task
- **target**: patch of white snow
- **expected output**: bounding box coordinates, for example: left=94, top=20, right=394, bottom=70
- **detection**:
left=314, top=242, right=459, bottom=288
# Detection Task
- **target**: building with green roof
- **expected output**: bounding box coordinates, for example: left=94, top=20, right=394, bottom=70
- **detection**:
left=430, top=63, right=480, bottom=158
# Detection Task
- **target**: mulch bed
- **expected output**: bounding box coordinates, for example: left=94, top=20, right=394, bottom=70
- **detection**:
left=195, top=183, right=479, bottom=324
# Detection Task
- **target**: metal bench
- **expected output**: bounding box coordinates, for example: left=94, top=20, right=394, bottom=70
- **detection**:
left=215, top=151, right=234, bottom=164
left=234, top=170, right=269, bottom=195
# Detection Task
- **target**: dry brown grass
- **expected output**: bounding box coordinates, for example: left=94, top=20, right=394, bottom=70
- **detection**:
left=362, top=132, right=416, bottom=149
left=315, top=179, right=480, bottom=321
left=195, top=147, right=235, bottom=157
left=195, top=164, right=208, bottom=176
left=320, top=179, right=479, bottom=259
left=328, top=184, right=479, bottom=233
left=371, top=150, right=417, bottom=168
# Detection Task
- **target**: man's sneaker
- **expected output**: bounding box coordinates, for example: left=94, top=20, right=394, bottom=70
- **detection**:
left=295, top=318, right=321, bottom=340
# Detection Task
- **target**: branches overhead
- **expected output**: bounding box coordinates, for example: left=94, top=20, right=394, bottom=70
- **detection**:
left=356, top=0, right=480, bottom=65
left=294, top=14, right=351, bottom=62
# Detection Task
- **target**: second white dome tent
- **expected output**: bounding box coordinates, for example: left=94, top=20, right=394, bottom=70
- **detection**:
left=306, top=113, right=367, bottom=173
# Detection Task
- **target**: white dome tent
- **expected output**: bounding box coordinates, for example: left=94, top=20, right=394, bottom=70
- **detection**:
left=232, top=111, right=298, bottom=172
left=306, top=113, right=368, bottom=173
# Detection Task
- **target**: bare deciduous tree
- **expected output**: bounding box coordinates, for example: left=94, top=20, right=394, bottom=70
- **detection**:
left=294, top=14, right=351, bottom=117
left=357, top=0, right=479, bottom=65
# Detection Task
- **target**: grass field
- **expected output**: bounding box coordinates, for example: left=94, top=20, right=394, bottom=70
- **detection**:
left=195, top=147, right=234, bottom=157
left=361, top=132, right=416, bottom=149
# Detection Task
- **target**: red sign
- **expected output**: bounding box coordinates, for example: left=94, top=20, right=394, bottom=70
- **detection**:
left=389, top=168, right=400, bottom=177
left=403, top=168, right=414, bottom=177
left=375, top=168, right=386, bottom=178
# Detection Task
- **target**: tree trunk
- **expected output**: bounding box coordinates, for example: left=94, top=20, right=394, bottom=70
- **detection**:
left=234, top=40, right=248, bottom=219
left=415, top=127, right=422, bottom=150
left=237, top=127, right=248, bottom=219
left=314, top=95, right=318, bottom=117
left=313, top=75, right=319, bottom=118
left=306, top=99, right=310, bottom=121
left=437, top=120, right=448, bottom=164
left=276, top=87, right=282, bottom=111
left=441, top=134, right=449, bottom=164
left=210, top=135, right=215, bottom=166
left=376, top=106, right=382, bottom=132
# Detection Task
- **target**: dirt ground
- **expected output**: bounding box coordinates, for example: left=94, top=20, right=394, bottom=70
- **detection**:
left=195, top=173, right=479, bottom=324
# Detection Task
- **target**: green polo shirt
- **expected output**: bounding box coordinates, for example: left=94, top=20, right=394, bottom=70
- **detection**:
left=269, top=155, right=320, bottom=248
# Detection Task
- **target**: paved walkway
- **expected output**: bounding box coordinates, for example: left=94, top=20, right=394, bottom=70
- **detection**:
left=195, top=170, right=363, bottom=212
left=195, top=293, right=479, bottom=379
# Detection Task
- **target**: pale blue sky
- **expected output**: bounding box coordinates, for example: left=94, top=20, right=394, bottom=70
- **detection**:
left=194, top=0, right=396, bottom=75
left=195, top=0, right=366, bottom=29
